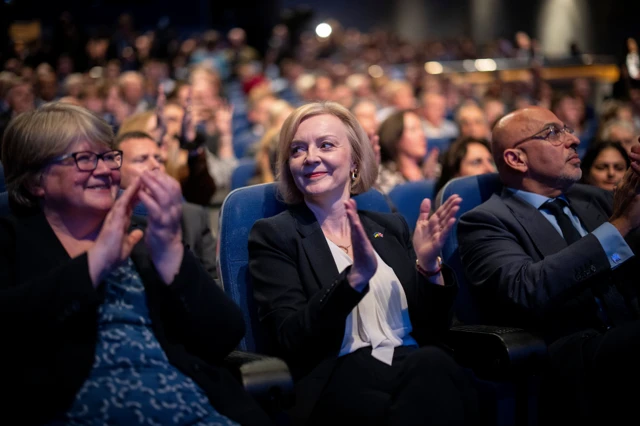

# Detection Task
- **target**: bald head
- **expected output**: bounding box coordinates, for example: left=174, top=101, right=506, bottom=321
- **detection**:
left=492, top=106, right=562, bottom=170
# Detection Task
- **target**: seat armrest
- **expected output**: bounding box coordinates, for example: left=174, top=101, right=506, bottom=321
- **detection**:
left=446, top=325, right=549, bottom=380
left=224, top=351, right=294, bottom=410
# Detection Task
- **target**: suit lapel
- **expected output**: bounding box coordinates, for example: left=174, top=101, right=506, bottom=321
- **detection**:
left=501, top=189, right=568, bottom=257
left=291, top=204, right=340, bottom=290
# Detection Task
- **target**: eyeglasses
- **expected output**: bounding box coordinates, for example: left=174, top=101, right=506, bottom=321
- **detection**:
left=48, top=150, right=123, bottom=171
left=512, top=124, right=575, bottom=148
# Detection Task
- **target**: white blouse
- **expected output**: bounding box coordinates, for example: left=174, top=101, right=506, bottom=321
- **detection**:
left=326, top=239, right=417, bottom=366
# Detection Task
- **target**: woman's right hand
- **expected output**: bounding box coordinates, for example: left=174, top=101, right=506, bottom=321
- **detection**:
left=345, top=199, right=378, bottom=292
left=87, top=178, right=145, bottom=287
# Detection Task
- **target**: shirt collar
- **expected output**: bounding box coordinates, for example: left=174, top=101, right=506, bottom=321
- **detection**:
left=506, top=187, right=568, bottom=209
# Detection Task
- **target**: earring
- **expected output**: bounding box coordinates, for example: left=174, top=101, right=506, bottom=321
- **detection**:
left=351, top=168, right=358, bottom=182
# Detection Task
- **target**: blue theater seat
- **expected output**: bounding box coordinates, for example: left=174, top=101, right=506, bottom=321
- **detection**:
left=387, top=179, right=436, bottom=232
left=437, top=173, right=548, bottom=426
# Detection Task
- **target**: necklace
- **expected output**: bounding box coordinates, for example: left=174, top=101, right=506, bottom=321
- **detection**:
left=327, top=237, right=351, bottom=253
left=336, top=244, right=351, bottom=254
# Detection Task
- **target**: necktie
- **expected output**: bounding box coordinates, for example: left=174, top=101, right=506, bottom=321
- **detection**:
left=542, top=199, right=582, bottom=245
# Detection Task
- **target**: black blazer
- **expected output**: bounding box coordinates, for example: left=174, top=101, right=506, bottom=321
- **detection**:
left=458, top=183, right=640, bottom=343
left=0, top=211, right=269, bottom=425
left=248, top=203, right=457, bottom=424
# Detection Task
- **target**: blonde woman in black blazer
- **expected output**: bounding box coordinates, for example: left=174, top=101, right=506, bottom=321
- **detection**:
left=249, top=101, right=478, bottom=426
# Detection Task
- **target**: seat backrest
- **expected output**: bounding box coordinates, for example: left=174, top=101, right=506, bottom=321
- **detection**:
left=387, top=179, right=436, bottom=233
left=436, top=173, right=503, bottom=324
left=426, top=137, right=453, bottom=155
left=230, top=158, right=258, bottom=191
left=218, top=182, right=392, bottom=352
left=0, top=192, right=9, bottom=216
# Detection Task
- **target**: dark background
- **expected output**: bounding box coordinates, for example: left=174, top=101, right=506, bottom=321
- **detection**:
left=1, top=0, right=639, bottom=60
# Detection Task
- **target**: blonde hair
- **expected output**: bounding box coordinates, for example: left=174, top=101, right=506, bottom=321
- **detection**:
left=276, top=101, right=377, bottom=204
left=2, top=102, right=114, bottom=208
left=117, top=110, right=155, bottom=135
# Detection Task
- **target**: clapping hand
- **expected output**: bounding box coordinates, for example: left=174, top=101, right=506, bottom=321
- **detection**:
left=87, top=178, right=145, bottom=287
left=413, top=195, right=461, bottom=279
left=345, top=199, right=378, bottom=292
left=138, top=170, right=184, bottom=284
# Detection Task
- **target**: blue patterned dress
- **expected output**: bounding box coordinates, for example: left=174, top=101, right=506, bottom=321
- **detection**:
left=60, top=258, right=239, bottom=426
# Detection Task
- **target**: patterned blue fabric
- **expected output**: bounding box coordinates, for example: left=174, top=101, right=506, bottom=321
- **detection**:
left=62, top=258, right=238, bottom=426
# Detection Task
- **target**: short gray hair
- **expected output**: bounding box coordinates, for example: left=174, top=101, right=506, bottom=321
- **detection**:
left=2, top=102, right=114, bottom=208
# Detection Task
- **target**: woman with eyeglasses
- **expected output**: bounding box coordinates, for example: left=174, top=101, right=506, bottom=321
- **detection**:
left=0, top=103, right=271, bottom=425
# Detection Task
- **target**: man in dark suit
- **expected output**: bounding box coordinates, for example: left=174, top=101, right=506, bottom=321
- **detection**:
left=457, top=106, right=640, bottom=424
left=116, top=131, right=217, bottom=279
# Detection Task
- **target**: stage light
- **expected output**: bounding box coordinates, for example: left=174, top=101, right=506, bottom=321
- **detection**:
left=424, top=62, right=444, bottom=74
left=315, top=23, right=332, bottom=38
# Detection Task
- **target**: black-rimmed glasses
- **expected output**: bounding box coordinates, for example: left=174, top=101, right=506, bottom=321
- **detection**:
left=512, top=124, right=575, bottom=148
left=48, top=150, right=123, bottom=171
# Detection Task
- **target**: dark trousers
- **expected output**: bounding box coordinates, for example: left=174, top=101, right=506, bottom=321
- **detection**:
left=543, top=320, right=640, bottom=425
left=308, top=345, right=478, bottom=426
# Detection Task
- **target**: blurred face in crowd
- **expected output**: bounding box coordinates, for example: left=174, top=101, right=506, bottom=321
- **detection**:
left=8, top=83, right=35, bottom=114
left=422, top=93, right=446, bottom=126
left=398, top=112, right=426, bottom=160
left=288, top=114, right=355, bottom=203
left=353, top=101, right=378, bottom=136
left=332, top=84, right=354, bottom=109
left=119, top=137, right=166, bottom=189
left=38, top=74, right=58, bottom=102
left=458, top=142, right=496, bottom=177
left=458, top=105, right=490, bottom=140
left=608, top=124, right=637, bottom=154
left=163, top=104, right=185, bottom=138
left=314, top=76, right=333, bottom=102
left=250, top=96, right=276, bottom=128
left=121, top=78, right=144, bottom=107
left=174, top=84, right=191, bottom=109
left=554, top=97, right=582, bottom=128
left=106, top=62, right=121, bottom=80
left=393, top=85, right=416, bottom=109
left=586, top=147, right=627, bottom=192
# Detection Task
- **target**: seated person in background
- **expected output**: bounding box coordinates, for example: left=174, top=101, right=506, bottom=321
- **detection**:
left=249, top=101, right=477, bottom=426
left=419, top=91, right=459, bottom=140
left=435, top=136, right=496, bottom=195
left=351, top=98, right=379, bottom=137
left=250, top=100, right=295, bottom=184
left=458, top=105, right=640, bottom=425
left=117, top=101, right=217, bottom=206
left=0, top=102, right=270, bottom=425
left=580, top=141, right=630, bottom=192
left=116, top=130, right=218, bottom=279
left=251, top=126, right=280, bottom=185
left=455, top=101, right=491, bottom=141
left=376, top=110, right=440, bottom=193
left=599, top=118, right=638, bottom=155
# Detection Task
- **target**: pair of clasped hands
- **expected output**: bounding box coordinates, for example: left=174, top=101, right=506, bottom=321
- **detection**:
left=87, top=170, right=184, bottom=287
left=345, top=195, right=462, bottom=292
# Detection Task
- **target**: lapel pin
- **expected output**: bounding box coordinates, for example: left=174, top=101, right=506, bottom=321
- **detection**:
left=373, top=232, right=383, bottom=238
